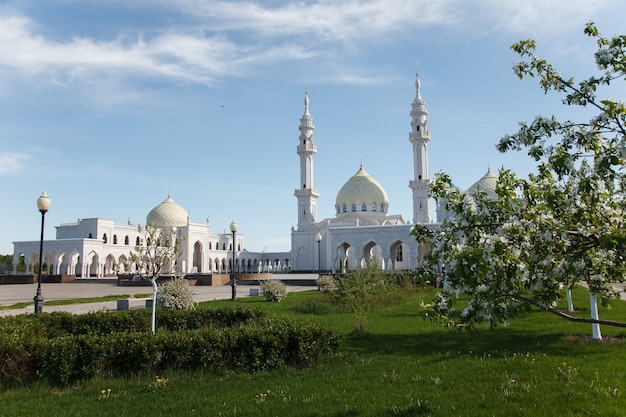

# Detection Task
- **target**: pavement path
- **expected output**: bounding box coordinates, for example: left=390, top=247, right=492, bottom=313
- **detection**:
left=0, top=274, right=318, bottom=317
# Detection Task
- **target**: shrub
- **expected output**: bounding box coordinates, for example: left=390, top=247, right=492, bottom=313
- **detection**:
left=316, top=275, right=337, bottom=292
left=260, top=280, right=288, bottom=302
left=0, top=306, right=341, bottom=386
left=157, top=277, right=196, bottom=310
left=334, top=262, right=413, bottom=331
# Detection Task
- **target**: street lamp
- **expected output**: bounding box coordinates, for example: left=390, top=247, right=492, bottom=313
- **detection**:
left=315, top=232, right=322, bottom=275
left=34, top=192, right=51, bottom=314
left=230, top=220, right=238, bottom=300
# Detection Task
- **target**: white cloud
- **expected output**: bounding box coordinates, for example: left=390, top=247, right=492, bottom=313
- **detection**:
left=162, top=0, right=618, bottom=39
left=0, top=13, right=238, bottom=85
left=0, top=0, right=621, bottom=92
left=177, top=0, right=457, bottom=40
left=0, top=152, right=30, bottom=174
left=479, top=0, right=613, bottom=36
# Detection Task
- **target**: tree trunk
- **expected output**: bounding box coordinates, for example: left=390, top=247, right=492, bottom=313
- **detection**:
left=589, top=292, right=602, bottom=340
left=566, top=286, right=574, bottom=313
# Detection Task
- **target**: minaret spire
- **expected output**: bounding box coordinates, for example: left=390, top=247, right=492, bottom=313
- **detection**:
left=408, top=67, right=432, bottom=223
left=415, top=64, right=422, bottom=100
left=294, top=89, right=320, bottom=229
left=304, top=88, right=310, bottom=116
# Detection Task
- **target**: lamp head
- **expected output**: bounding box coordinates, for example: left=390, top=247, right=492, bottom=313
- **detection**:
left=316, top=232, right=322, bottom=242
left=230, top=220, right=238, bottom=233
left=37, top=192, right=51, bottom=213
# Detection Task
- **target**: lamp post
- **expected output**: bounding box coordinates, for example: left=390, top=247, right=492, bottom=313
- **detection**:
left=315, top=232, right=322, bottom=275
left=230, top=220, right=238, bottom=300
left=34, top=192, right=51, bottom=314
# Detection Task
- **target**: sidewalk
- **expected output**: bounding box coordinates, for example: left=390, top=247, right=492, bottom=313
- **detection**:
left=0, top=274, right=318, bottom=317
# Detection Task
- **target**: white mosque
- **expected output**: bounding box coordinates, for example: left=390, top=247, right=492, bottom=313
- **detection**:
left=290, top=69, right=497, bottom=272
left=12, top=70, right=497, bottom=277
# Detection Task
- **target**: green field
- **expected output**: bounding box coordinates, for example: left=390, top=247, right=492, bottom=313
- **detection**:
left=1, top=285, right=624, bottom=417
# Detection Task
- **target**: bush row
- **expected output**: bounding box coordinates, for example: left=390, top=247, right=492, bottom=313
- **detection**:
left=0, top=308, right=342, bottom=386
left=0, top=305, right=266, bottom=339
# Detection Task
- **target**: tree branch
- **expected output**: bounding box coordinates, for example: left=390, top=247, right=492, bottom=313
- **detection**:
left=513, top=294, right=626, bottom=328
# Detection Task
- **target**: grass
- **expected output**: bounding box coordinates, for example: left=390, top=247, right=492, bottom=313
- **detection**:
left=0, top=286, right=624, bottom=416
left=0, top=293, right=153, bottom=310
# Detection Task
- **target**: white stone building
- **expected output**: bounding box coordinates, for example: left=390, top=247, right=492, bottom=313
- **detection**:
left=12, top=197, right=290, bottom=277
left=290, top=69, right=497, bottom=272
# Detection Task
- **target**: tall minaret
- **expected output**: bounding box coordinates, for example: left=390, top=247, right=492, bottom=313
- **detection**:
left=294, top=90, right=320, bottom=230
left=408, top=67, right=433, bottom=223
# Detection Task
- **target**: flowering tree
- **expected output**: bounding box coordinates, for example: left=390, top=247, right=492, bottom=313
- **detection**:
left=413, top=22, right=626, bottom=338
left=125, top=224, right=182, bottom=333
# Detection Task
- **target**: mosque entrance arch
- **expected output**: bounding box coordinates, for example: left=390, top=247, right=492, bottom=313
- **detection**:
left=87, top=251, right=100, bottom=277
left=70, top=252, right=80, bottom=276
left=118, top=254, right=128, bottom=274
left=336, top=242, right=352, bottom=272
left=193, top=241, right=203, bottom=273
left=56, top=253, right=65, bottom=275
left=104, top=254, right=116, bottom=275
left=362, top=241, right=383, bottom=269
left=389, top=240, right=409, bottom=270
left=418, top=242, right=435, bottom=267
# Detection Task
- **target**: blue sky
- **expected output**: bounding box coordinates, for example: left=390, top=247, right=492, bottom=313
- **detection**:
left=1, top=0, right=625, bottom=255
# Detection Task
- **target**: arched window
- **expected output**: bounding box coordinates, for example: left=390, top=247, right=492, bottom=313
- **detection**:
left=351, top=204, right=357, bottom=212
left=136, top=236, right=141, bottom=245
left=372, top=203, right=377, bottom=211
left=222, top=243, right=226, bottom=250
left=209, top=242, right=212, bottom=249
left=380, top=203, right=385, bottom=212
left=103, top=234, right=108, bottom=244
left=124, top=236, right=129, bottom=245
left=88, top=233, right=93, bottom=239
left=361, top=203, right=367, bottom=211
left=229, top=243, right=232, bottom=251
left=342, top=204, right=347, bottom=213
left=113, top=235, right=118, bottom=244
left=238, top=243, right=241, bottom=251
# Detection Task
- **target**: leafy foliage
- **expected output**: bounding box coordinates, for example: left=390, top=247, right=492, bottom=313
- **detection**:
left=123, top=224, right=182, bottom=281
left=157, top=277, right=196, bottom=310
left=316, top=275, right=338, bottom=293
left=413, top=22, right=626, bottom=329
left=260, top=279, right=288, bottom=302
left=0, top=306, right=341, bottom=386
left=123, top=224, right=184, bottom=333
left=0, top=255, right=13, bottom=273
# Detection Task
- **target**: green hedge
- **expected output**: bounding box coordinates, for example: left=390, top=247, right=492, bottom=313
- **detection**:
left=0, top=306, right=342, bottom=386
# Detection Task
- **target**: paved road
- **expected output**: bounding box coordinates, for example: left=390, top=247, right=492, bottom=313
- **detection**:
left=0, top=274, right=318, bottom=316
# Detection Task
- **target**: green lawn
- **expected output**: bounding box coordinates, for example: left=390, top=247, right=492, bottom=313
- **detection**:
left=0, top=293, right=153, bottom=311
left=1, top=286, right=624, bottom=417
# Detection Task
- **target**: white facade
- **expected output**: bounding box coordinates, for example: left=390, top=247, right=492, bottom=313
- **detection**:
left=290, top=69, right=437, bottom=272
left=290, top=69, right=495, bottom=272
left=13, top=207, right=290, bottom=277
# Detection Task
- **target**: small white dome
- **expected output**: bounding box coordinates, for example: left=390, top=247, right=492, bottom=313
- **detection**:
left=467, top=168, right=498, bottom=200
left=335, top=166, right=389, bottom=213
left=146, top=195, right=189, bottom=227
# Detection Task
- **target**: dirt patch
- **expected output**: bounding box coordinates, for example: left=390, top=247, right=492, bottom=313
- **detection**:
left=563, top=335, right=625, bottom=344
